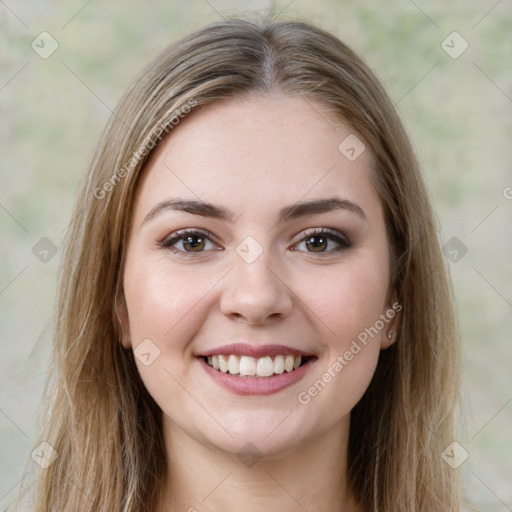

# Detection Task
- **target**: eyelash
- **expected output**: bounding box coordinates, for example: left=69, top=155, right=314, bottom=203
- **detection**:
left=158, top=228, right=351, bottom=257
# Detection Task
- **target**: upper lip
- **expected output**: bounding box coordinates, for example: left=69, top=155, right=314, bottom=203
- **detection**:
left=197, top=343, right=316, bottom=359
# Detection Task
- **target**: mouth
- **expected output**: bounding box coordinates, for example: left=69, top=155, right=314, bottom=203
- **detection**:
left=195, top=342, right=318, bottom=395
left=199, top=354, right=316, bottom=378
left=196, top=353, right=317, bottom=396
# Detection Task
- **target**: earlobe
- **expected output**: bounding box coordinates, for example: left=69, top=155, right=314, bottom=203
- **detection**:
left=380, top=293, right=402, bottom=350
left=114, top=291, right=132, bottom=349
left=381, top=328, right=398, bottom=349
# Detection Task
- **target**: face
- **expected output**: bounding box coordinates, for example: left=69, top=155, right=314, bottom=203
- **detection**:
left=119, top=93, right=399, bottom=457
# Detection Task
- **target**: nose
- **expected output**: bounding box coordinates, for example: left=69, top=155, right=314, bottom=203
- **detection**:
left=219, top=248, right=294, bottom=325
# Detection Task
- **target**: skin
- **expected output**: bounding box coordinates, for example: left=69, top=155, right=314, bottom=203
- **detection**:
left=119, top=93, right=400, bottom=512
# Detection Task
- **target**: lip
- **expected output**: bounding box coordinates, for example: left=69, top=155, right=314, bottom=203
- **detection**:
left=197, top=343, right=315, bottom=358
left=197, top=355, right=317, bottom=396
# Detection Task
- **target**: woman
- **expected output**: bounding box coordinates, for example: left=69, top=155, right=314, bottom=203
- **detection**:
left=16, top=17, right=462, bottom=512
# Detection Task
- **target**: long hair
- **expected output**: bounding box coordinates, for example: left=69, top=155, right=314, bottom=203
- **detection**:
left=14, top=17, right=461, bottom=511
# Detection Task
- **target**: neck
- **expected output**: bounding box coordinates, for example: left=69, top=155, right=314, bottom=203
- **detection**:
left=155, top=416, right=359, bottom=512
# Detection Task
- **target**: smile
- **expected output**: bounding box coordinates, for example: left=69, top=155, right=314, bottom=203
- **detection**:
left=198, top=354, right=317, bottom=396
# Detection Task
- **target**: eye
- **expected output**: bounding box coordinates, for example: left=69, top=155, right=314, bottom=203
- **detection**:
left=158, top=227, right=351, bottom=256
left=158, top=229, right=220, bottom=255
left=292, top=228, right=351, bottom=254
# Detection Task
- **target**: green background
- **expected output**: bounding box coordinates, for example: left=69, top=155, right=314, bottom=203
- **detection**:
left=1, top=1, right=511, bottom=510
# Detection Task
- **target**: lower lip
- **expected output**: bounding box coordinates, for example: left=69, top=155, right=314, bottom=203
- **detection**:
left=197, top=356, right=316, bottom=396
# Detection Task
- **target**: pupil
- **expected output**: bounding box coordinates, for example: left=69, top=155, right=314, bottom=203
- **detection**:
left=307, top=236, right=326, bottom=252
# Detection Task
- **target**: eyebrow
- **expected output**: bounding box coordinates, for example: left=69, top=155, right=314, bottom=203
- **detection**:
left=142, top=196, right=367, bottom=225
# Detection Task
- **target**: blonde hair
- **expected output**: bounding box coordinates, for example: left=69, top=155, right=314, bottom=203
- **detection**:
left=13, top=17, right=461, bottom=512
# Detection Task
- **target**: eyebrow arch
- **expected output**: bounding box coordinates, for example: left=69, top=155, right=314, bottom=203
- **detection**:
left=142, top=196, right=367, bottom=225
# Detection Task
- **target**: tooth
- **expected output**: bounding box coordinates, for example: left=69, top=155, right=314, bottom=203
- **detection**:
left=239, top=355, right=257, bottom=376
left=273, top=355, right=284, bottom=374
left=228, top=355, right=240, bottom=374
left=218, top=355, right=228, bottom=373
left=257, top=356, right=274, bottom=377
left=208, top=353, right=305, bottom=377
left=284, top=355, right=295, bottom=372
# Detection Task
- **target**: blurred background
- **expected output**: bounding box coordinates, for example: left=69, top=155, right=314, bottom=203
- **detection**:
left=0, top=0, right=511, bottom=510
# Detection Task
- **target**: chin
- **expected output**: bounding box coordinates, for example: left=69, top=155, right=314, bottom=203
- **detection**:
left=200, top=417, right=307, bottom=459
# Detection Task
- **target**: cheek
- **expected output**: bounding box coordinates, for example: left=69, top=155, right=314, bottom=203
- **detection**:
left=123, top=258, right=213, bottom=416
left=123, top=257, right=213, bottom=348
left=295, top=264, right=386, bottom=417
left=292, top=252, right=389, bottom=412
left=294, top=253, right=390, bottom=346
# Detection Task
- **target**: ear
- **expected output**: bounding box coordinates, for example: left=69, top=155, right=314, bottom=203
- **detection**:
left=380, top=291, right=402, bottom=350
left=114, top=290, right=132, bottom=349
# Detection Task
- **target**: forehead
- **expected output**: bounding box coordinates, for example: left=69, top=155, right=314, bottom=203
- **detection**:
left=131, top=93, right=380, bottom=226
